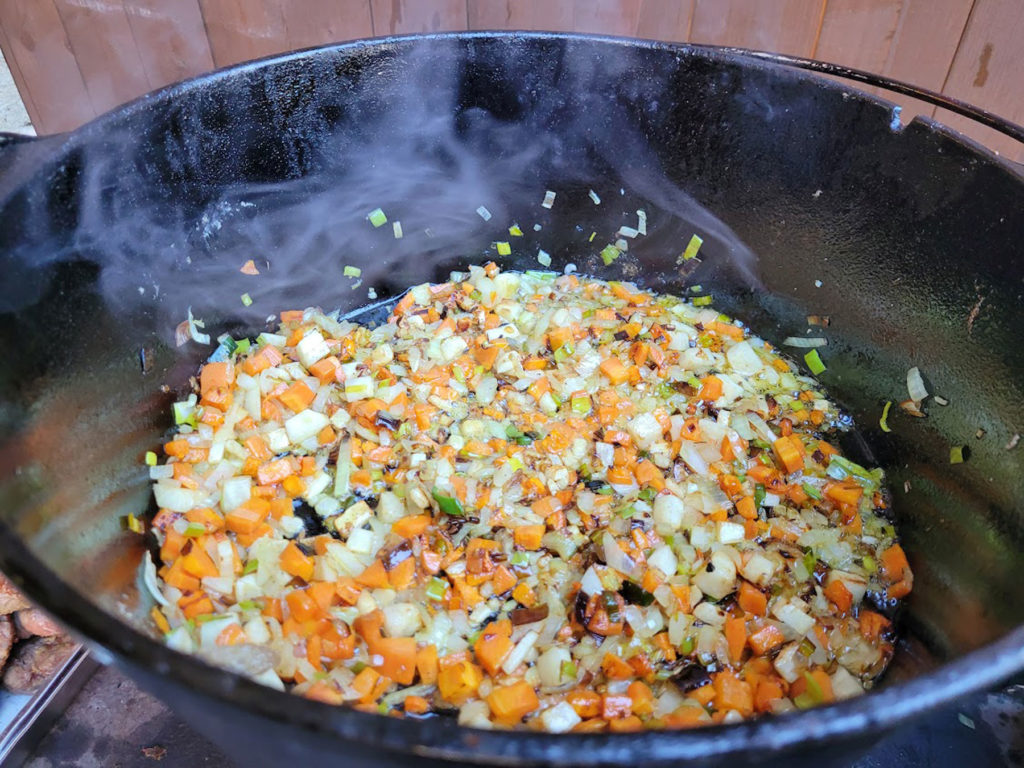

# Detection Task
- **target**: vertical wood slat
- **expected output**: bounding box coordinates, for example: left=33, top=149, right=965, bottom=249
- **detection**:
left=52, top=0, right=152, bottom=114
left=875, top=0, right=975, bottom=123
left=571, top=0, right=643, bottom=35
left=0, top=0, right=94, bottom=133
left=934, top=0, right=1024, bottom=162
left=278, top=0, right=373, bottom=50
left=369, top=0, right=467, bottom=36
left=0, top=18, right=40, bottom=128
left=690, top=0, right=826, bottom=57
left=123, top=0, right=215, bottom=89
left=197, top=0, right=288, bottom=67
left=635, top=0, right=694, bottom=42
left=466, top=0, right=575, bottom=31
left=815, top=0, right=904, bottom=72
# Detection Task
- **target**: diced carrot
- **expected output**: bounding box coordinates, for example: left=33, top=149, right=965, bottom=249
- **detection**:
left=754, top=678, right=785, bottom=712
left=824, top=578, right=854, bottom=614
left=280, top=541, right=315, bottom=582
left=286, top=589, right=320, bottom=622
left=257, top=457, right=296, bottom=486
left=279, top=380, right=315, bottom=413
left=859, top=610, right=891, bottom=640
left=351, top=666, right=382, bottom=703
left=308, top=581, right=337, bottom=613
left=880, top=543, right=910, bottom=580
left=225, top=498, right=270, bottom=535
left=601, top=653, right=634, bottom=680
left=886, top=578, right=913, bottom=599
left=392, top=515, right=432, bottom=538
left=416, top=644, right=439, bottom=684
left=725, top=617, right=747, bottom=664
left=748, top=624, right=786, bottom=656
left=634, top=460, right=665, bottom=490
left=180, top=544, right=219, bottom=579
left=180, top=594, right=214, bottom=620
left=437, top=660, right=483, bottom=704
left=200, top=361, right=234, bottom=401
left=282, top=475, right=306, bottom=497
left=404, top=695, right=430, bottom=714
left=492, top=564, right=517, bottom=596
left=735, top=495, right=757, bottom=520
left=737, top=581, right=767, bottom=616
left=335, top=577, right=361, bottom=606
left=824, top=481, right=863, bottom=507
left=309, top=356, right=341, bottom=384
left=712, top=670, right=753, bottom=716
left=601, top=694, right=633, bottom=720
left=387, top=556, right=416, bottom=591
left=567, top=689, right=602, bottom=718
left=626, top=681, right=655, bottom=716
left=185, top=506, right=225, bottom=532
left=474, top=619, right=513, bottom=676
left=548, top=326, right=574, bottom=351
left=599, top=357, right=628, bottom=385
left=772, top=435, right=805, bottom=474
left=373, top=636, right=417, bottom=685
left=486, top=680, right=539, bottom=723
left=474, top=345, right=501, bottom=370
left=698, top=375, right=723, bottom=401
left=513, top=525, right=545, bottom=551
left=356, top=559, right=390, bottom=590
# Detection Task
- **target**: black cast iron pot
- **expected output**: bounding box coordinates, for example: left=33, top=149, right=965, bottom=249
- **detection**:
left=0, top=32, right=1022, bottom=767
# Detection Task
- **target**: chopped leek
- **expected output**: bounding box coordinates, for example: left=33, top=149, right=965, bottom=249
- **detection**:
left=542, top=190, right=556, bottom=209
left=425, top=577, right=448, bottom=602
left=125, top=514, right=144, bottom=534
left=367, top=208, right=387, bottom=227
left=509, top=224, right=523, bottom=237
left=879, top=401, right=893, bottom=433
left=145, top=451, right=158, bottom=466
left=680, top=233, right=703, bottom=261
left=801, top=483, right=822, bottom=500
left=510, top=551, right=529, bottom=567
left=393, top=221, right=404, bottom=239
left=571, top=395, right=591, bottom=415
left=950, top=445, right=965, bottom=464
left=804, top=349, right=826, bottom=375
left=588, top=190, right=601, bottom=204
left=241, top=292, right=253, bottom=307
left=476, top=206, right=492, bottom=221
left=537, top=249, right=551, bottom=267
left=344, top=265, right=362, bottom=278
left=243, top=559, right=259, bottom=575
left=600, top=245, right=620, bottom=265
left=496, top=242, right=512, bottom=256
left=692, top=295, right=713, bottom=307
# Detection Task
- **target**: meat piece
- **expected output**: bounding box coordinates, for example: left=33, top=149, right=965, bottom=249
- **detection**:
left=15, top=609, right=62, bottom=638
left=2, top=635, right=76, bottom=694
left=0, top=615, right=13, bottom=668
left=0, top=575, right=29, bottom=615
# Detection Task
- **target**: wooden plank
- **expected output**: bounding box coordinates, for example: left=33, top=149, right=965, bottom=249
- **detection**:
left=0, top=19, right=41, bottom=128
left=571, top=0, right=642, bottom=36
left=278, top=0, right=373, bottom=49
left=198, top=0, right=289, bottom=67
left=0, top=0, right=94, bottom=133
left=52, top=0, right=153, bottom=114
left=370, top=0, right=467, bottom=35
left=933, top=0, right=1024, bottom=161
left=635, top=0, right=694, bottom=42
left=122, top=0, right=215, bottom=89
left=815, top=0, right=904, bottom=71
left=466, top=0, right=574, bottom=31
left=690, top=0, right=825, bottom=57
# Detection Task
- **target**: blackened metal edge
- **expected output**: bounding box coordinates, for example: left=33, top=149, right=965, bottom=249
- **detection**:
left=0, top=31, right=1021, bottom=766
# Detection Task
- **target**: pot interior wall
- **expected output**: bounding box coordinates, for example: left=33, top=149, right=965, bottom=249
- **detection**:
left=0, top=34, right=1022, bottom=690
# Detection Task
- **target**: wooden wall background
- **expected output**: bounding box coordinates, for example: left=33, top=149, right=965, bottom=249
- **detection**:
left=0, top=0, right=1021, bottom=161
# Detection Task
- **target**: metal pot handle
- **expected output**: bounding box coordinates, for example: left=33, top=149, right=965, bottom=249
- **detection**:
left=721, top=48, right=1024, bottom=147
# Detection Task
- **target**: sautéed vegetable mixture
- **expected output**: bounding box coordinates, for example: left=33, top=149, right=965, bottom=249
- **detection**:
left=146, top=266, right=912, bottom=732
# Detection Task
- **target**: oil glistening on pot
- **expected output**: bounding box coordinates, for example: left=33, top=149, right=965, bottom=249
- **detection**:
left=139, top=201, right=913, bottom=733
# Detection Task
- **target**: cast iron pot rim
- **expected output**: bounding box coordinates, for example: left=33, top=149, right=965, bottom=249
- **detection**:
left=3, top=31, right=1023, bottom=764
